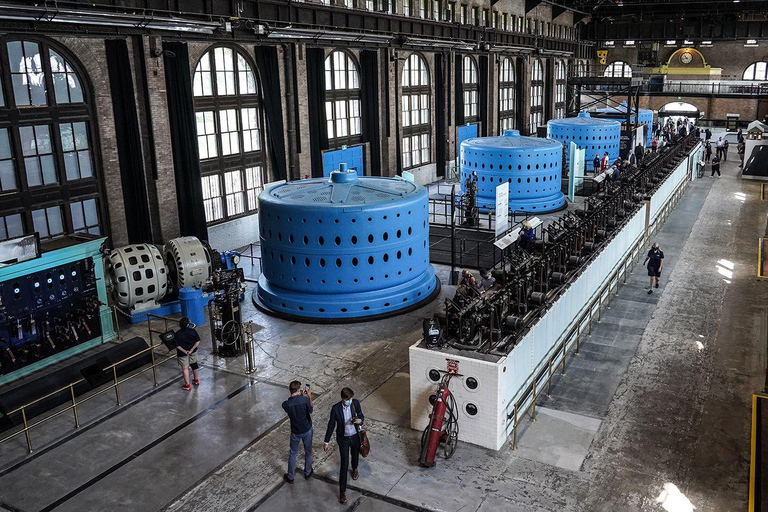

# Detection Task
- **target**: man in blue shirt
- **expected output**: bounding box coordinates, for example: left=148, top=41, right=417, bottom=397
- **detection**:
left=282, top=380, right=314, bottom=483
left=174, top=317, right=200, bottom=391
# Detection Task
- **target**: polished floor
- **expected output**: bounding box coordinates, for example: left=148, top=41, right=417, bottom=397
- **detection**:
left=0, top=157, right=762, bottom=511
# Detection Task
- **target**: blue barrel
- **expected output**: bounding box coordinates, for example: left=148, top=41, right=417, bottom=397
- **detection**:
left=547, top=112, right=621, bottom=172
left=179, top=287, right=206, bottom=327
left=594, top=102, right=654, bottom=146
left=460, top=130, right=566, bottom=213
left=255, top=168, right=438, bottom=320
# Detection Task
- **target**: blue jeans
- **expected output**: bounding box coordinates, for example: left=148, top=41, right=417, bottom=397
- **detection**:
left=287, top=427, right=313, bottom=480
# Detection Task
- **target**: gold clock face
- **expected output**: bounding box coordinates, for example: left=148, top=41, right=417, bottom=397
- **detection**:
left=680, top=51, right=693, bottom=65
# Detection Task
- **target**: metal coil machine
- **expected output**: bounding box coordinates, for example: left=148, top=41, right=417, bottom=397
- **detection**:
left=255, top=166, right=440, bottom=321
left=595, top=103, right=654, bottom=146
left=460, top=130, right=566, bottom=213
left=547, top=112, right=621, bottom=169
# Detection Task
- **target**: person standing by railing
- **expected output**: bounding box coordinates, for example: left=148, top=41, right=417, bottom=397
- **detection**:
left=705, top=141, right=712, bottom=163
left=716, top=137, right=724, bottom=160
left=175, top=317, right=201, bottom=391
left=723, top=139, right=729, bottom=161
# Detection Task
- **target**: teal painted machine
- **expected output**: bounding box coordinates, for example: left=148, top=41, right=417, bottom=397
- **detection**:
left=0, top=236, right=116, bottom=384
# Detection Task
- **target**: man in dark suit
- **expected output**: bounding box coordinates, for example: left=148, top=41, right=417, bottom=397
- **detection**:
left=323, top=387, right=365, bottom=504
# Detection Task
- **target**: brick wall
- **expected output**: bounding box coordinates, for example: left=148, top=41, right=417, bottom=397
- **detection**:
left=53, top=36, right=130, bottom=247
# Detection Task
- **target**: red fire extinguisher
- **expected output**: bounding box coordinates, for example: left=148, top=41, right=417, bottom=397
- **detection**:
left=419, top=373, right=459, bottom=467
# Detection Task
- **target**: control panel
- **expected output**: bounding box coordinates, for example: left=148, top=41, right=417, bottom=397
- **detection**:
left=0, top=257, right=102, bottom=375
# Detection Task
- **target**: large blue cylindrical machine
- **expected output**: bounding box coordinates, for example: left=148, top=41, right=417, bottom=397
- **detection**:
left=594, top=103, right=654, bottom=146
left=255, top=168, right=439, bottom=321
left=547, top=112, right=621, bottom=171
left=460, top=130, right=566, bottom=213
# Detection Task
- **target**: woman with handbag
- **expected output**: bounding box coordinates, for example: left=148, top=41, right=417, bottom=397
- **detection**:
left=323, top=387, right=366, bottom=504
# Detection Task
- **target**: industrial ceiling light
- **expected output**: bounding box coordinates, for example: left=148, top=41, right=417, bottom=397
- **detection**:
left=665, top=40, right=677, bottom=46
left=683, top=39, right=694, bottom=45
left=266, top=26, right=393, bottom=44
left=745, top=39, right=759, bottom=47
left=404, top=36, right=475, bottom=51
left=605, top=40, right=615, bottom=46
left=0, top=5, right=221, bottom=34
left=624, top=40, right=635, bottom=46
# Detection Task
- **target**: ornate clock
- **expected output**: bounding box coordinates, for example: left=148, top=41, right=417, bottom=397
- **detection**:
left=679, top=51, right=693, bottom=65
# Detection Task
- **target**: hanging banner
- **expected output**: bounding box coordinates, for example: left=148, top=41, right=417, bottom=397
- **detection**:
left=568, top=141, right=585, bottom=202
left=495, top=182, right=509, bottom=238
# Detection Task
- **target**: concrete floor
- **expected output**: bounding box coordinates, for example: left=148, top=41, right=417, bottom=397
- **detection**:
left=0, top=157, right=763, bottom=511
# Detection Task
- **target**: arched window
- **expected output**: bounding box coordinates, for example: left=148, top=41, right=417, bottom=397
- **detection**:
left=604, top=61, right=632, bottom=78
left=193, top=45, right=265, bottom=225
left=577, top=61, right=587, bottom=77
left=555, top=60, right=566, bottom=119
left=0, top=38, right=103, bottom=241
left=401, top=53, right=431, bottom=170
left=324, top=51, right=362, bottom=147
left=499, top=57, right=516, bottom=132
left=743, top=62, right=768, bottom=81
left=463, top=56, right=479, bottom=123
left=529, top=58, right=544, bottom=132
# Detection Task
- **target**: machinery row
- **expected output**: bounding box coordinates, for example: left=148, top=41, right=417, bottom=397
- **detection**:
left=427, top=129, right=700, bottom=354
left=0, top=234, right=246, bottom=377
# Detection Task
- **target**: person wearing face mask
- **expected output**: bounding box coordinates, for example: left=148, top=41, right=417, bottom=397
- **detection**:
left=643, top=242, right=664, bottom=294
left=323, top=387, right=365, bottom=504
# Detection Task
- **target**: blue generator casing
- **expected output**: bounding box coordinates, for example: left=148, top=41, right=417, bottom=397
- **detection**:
left=255, top=169, right=439, bottom=321
left=594, top=102, right=654, bottom=146
left=547, top=112, right=621, bottom=171
left=460, top=130, right=566, bottom=213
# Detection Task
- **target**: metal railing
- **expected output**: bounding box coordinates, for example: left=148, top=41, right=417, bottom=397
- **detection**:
left=238, top=243, right=263, bottom=277
left=0, top=311, right=178, bottom=454
left=507, top=159, right=691, bottom=450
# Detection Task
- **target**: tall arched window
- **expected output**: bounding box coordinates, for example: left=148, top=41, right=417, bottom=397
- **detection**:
left=604, top=61, right=632, bottom=78
left=193, top=45, right=265, bottom=225
left=324, top=51, right=362, bottom=148
left=743, top=62, right=768, bottom=80
left=555, top=60, right=566, bottom=119
left=577, top=60, right=587, bottom=77
left=463, top=56, right=479, bottom=123
left=401, top=53, right=431, bottom=170
left=499, top=57, right=516, bottom=132
left=0, top=38, right=103, bottom=242
left=529, top=58, right=544, bottom=132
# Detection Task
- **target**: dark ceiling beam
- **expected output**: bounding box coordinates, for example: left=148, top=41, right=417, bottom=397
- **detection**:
left=525, top=0, right=543, bottom=14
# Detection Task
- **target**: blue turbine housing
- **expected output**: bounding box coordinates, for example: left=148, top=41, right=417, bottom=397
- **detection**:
left=255, top=168, right=439, bottom=321
left=460, top=130, right=566, bottom=213
left=547, top=112, right=621, bottom=171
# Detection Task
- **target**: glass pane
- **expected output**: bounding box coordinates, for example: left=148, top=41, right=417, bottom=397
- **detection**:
left=32, top=209, right=48, bottom=238
left=78, top=151, right=92, bottom=178
left=47, top=206, right=63, bottom=236
left=0, top=129, right=10, bottom=160
left=0, top=161, right=17, bottom=191
left=11, top=75, right=29, bottom=106
left=83, top=198, right=98, bottom=226
left=25, top=158, right=42, bottom=187
left=41, top=155, right=56, bottom=185
left=7, top=41, right=23, bottom=73
left=70, top=201, right=85, bottom=230
left=60, top=123, right=75, bottom=152
left=64, top=152, right=79, bottom=181
left=6, top=214, right=23, bottom=239
left=73, top=122, right=88, bottom=149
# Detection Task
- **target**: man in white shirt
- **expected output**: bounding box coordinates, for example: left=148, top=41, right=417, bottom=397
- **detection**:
left=323, top=387, right=365, bottom=504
